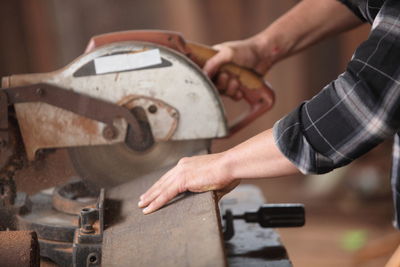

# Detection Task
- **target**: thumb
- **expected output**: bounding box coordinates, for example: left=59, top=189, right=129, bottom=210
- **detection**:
left=203, top=45, right=234, bottom=78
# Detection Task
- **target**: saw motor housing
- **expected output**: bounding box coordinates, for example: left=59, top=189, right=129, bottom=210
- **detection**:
left=1, top=31, right=274, bottom=163
left=2, top=42, right=228, bottom=161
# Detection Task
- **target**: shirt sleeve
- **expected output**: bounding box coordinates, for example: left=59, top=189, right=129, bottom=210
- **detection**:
left=273, top=0, right=400, bottom=175
left=337, top=0, right=367, bottom=22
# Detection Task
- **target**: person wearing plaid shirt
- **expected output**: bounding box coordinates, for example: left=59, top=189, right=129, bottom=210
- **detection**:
left=275, top=0, right=400, bottom=227
left=139, top=0, right=400, bottom=234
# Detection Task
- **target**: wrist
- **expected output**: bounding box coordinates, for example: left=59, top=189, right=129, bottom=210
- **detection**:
left=217, top=149, right=239, bottom=183
left=251, top=28, right=292, bottom=66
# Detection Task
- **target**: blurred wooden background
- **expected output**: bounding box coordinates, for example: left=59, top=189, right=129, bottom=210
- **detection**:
left=2, top=1, right=395, bottom=267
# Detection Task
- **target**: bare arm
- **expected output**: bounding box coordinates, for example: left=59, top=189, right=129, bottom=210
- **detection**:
left=260, top=0, right=364, bottom=63
left=138, top=0, right=364, bottom=214
left=138, top=129, right=298, bottom=214
left=204, top=0, right=364, bottom=97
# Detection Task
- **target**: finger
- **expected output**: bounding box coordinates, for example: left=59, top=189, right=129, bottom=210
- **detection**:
left=139, top=167, right=176, bottom=201
left=139, top=186, right=162, bottom=208
left=139, top=189, right=159, bottom=208
left=139, top=174, right=176, bottom=208
left=233, top=90, right=243, bottom=101
left=139, top=177, right=166, bottom=204
left=203, top=47, right=233, bottom=78
left=225, top=79, right=240, bottom=97
left=142, top=183, right=180, bottom=214
left=139, top=179, right=173, bottom=209
left=216, top=72, right=229, bottom=92
left=212, top=44, right=225, bottom=50
left=139, top=172, right=174, bottom=207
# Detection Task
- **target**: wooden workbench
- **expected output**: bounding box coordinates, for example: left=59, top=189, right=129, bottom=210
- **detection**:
left=102, top=166, right=226, bottom=267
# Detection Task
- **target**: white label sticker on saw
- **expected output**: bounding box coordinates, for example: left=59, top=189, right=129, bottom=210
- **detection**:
left=94, top=49, right=162, bottom=74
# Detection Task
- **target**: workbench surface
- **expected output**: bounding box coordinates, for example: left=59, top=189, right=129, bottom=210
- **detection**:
left=102, top=166, right=226, bottom=267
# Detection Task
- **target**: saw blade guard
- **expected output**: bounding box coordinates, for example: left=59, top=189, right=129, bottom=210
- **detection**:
left=86, top=30, right=275, bottom=136
left=2, top=41, right=229, bottom=160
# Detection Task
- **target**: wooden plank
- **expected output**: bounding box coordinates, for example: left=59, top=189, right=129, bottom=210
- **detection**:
left=102, top=165, right=227, bottom=267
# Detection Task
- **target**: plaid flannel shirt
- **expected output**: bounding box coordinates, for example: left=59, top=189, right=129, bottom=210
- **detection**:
left=272, top=0, right=400, bottom=227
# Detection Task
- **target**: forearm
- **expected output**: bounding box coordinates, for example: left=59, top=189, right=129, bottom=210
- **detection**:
left=252, top=0, right=364, bottom=64
left=221, top=129, right=300, bottom=180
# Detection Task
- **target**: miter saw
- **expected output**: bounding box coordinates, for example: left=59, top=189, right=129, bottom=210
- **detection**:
left=0, top=30, right=303, bottom=267
left=1, top=30, right=275, bottom=188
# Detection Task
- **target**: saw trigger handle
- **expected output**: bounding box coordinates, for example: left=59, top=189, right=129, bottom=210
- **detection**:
left=185, top=42, right=275, bottom=135
left=85, top=30, right=275, bottom=135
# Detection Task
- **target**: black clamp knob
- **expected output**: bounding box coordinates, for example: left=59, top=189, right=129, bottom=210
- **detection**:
left=223, top=203, right=305, bottom=240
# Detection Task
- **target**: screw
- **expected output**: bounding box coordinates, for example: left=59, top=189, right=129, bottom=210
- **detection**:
left=82, top=223, right=95, bottom=234
left=35, top=88, right=44, bottom=96
left=103, top=126, right=118, bottom=140
left=148, top=105, right=157, bottom=114
left=80, top=208, right=96, bottom=234
left=87, top=253, right=99, bottom=264
left=171, top=111, right=178, bottom=118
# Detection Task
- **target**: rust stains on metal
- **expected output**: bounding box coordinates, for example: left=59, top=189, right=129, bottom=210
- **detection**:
left=70, top=115, right=98, bottom=136
left=118, top=94, right=179, bottom=141
left=14, top=101, right=126, bottom=160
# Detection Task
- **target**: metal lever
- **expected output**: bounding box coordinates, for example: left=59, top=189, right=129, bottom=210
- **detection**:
left=223, top=203, right=305, bottom=240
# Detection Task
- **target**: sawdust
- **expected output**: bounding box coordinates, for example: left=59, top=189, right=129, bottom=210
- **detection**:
left=0, top=231, right=39, bottom=267
left=15, top=149, right=75, bottom=195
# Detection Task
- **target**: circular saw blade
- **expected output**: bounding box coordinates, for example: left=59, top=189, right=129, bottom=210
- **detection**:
left=68, top=140, right=211, bottom=189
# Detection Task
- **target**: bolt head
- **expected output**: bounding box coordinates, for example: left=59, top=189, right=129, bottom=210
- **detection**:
left=81, top=224, right=95, bottom=234
left=35, top=88, right=44, bottom=96
left=148, top=105, right=158, bottom=114
left=103, top=126, right=118, bottom=140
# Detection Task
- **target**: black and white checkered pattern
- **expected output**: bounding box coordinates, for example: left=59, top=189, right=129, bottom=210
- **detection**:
left=273, top=0, right=400, bottom=227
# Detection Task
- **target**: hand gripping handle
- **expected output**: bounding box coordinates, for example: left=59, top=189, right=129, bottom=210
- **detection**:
left=85, top=30, right=275, bottom=135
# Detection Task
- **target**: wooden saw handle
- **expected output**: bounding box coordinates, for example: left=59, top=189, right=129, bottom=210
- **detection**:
left=85, top=30, right=275, bottom=135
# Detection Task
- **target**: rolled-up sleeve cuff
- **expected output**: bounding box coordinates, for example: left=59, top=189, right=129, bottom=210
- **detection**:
left=273, top=104, right=334, bottom=175
left=337, top=0, right=367, bottom=22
